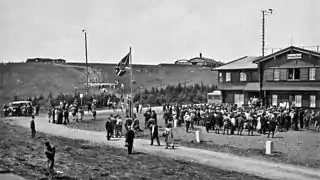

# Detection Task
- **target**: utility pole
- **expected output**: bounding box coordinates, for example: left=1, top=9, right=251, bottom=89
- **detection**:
left=260, top=9, right=273, bottom=107
left=82, top=29, right=89, bottom=95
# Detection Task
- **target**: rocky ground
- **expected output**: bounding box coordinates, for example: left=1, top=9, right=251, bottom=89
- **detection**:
left=0, top=120, right=269, bottom=180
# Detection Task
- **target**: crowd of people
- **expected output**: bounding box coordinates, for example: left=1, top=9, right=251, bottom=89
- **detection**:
left=2, top=103, right=40, bottom=117
left=160, top=103, right=320, bottom=137
left=47, top=100, right=97, bottom=124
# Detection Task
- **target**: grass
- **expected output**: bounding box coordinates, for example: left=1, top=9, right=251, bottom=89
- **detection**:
left=0, top=63, right=217, bottom=104
left=67, top=111, right=320, bottom=169
left=0, top=120, right=269, bottom=180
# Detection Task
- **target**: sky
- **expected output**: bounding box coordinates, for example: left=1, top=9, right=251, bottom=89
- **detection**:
left=0, top=0, right=319, bottom=64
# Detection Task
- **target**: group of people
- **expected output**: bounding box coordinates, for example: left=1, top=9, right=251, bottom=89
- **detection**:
left=47, top=100, right=97, bottom=125
left=160, top=103, right=320, bottom=138
left=2, top=103, right=40, bottom=117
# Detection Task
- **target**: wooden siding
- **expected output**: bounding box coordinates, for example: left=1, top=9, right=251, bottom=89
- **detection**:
left=218, top=69, right=259, bottom=84
left=266, top=91, right=320, bottom=108
left=251, top=71, right=259, bottom=82
left=300, top=68, right=309, bottom=80
left=316, top=68, right=320, bottom=80
left=264, top=69, right=274, bottom=81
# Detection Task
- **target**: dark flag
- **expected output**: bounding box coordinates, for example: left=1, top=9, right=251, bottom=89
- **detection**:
left=115, top=52, right=130, bottom=76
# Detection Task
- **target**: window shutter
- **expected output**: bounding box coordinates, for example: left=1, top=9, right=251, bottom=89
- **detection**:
left=264, top=69, right=274, bottom=81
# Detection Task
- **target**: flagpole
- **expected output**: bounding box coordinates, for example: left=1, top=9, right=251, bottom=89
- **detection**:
left=129, top=47, right=133, bottom=118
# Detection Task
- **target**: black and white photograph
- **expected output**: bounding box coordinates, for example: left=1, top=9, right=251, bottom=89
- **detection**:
left=0, top=0, right=320, bottom=179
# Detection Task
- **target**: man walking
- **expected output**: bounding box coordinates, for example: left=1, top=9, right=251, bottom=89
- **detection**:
left=105, top=117, right=113, bottom=140
left=30, top=115, right=36, bottom=138
left=125, top=126, right=135, bottom=154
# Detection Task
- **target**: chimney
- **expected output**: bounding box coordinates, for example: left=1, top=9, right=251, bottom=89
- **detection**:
left=200, top=53, right=202, bottom=58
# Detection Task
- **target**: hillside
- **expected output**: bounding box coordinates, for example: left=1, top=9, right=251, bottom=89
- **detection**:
left=0, top=63, right=217, bottom=104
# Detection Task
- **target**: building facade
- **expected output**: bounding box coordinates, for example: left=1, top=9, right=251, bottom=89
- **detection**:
left=215, top=56, right=260, bottom=106
left=254, top=46, right=320, bottom=108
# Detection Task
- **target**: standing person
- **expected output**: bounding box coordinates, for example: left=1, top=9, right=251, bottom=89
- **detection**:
left=139, top=103, right=143, bottom=114
left=44, top=142, right=55, bottom=174
left=47, top=108, right=52, bottom=123
left=150, top=121, right=160, bottom=146
left=143, top=111, right=151, bottom=128
left=79, top=107, right=84, bottom=122
left=51, top=108, right=55, bottom=124
left=63, top=108, right=69, bottom=125
left=164, top=124, right=174, bottom=149
left=163, top=109, right=170, bottom=127
left=87, top=102, right=92, bottom=113
left=115, top=115, right=123, bottom=138
left=132, top=114, right=141, bottom=132
left=124, top=115, right=133, bottom=132
left=30, top=115, right=36, bottom=138
left=125, top=126, right=135, bottom=154
left=150, top=110, right=157, bottom=124
left=92, top=104, right=97, bottom=120
left=110, top=114, right=117, bottom=137
left=184, top=112, right=191, bottom=132
left=105, top=117, right=113, bottom=140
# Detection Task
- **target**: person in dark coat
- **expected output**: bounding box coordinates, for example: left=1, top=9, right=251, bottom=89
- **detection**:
left=105, top=117, right=113, bottom=140
left=63, top=109, right=69, bottom=125
left=151, top=123, right=160, bottom=146
left=143, top=111, right=151, bottom=128
left=148, top=118, right=160, bottom=146
left=30, top=115, right=36, bottom=138
left=44, top=141, right=55, bottom=173
left=125, top=126, right=135, bottom=154
left=150, top=110, right=157, bottom=124
left=124, top=116, right=133, bottom=131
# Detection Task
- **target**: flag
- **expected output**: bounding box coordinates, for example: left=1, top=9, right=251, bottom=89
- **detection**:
left=115, top=52, right=130, bottom=76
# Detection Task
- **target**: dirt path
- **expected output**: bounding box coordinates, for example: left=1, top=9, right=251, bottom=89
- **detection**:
left=9, top=117, right=320, bottom=180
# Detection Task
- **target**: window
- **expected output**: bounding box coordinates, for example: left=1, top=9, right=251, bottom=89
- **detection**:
left=219, top=72, right=223, bottom=82
left=309, top=68, right=316, bottom=80
left=288, top=68, right=300, bottom=80
left=310, top=95, right=316, bottom=108
left=234, top=94, right=244, bottom=107
left=272, top=95, right=278, bottom=106
left=274, top=69, right=280, bottom=81
left=294, top=95, right=302, bottom=107
left=226, top=72, right=231, bottom=82
left=240, top=72, right=247, bottom=81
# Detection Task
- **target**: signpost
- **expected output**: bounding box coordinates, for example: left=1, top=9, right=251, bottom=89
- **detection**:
left=80, top=94, right=83, bottom=106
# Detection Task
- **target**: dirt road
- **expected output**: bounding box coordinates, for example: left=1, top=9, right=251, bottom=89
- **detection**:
left=10, top=116, right=320, bottom=180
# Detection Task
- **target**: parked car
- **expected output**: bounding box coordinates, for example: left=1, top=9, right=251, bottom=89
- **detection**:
left=9, top=101, right=32, bottom=116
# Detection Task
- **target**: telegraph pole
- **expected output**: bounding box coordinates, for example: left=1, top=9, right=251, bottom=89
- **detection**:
left=82, top=29, right=89, bottom=95
left=260, top=9, right=273, bottom=106
left=262, top=9, right=273, bottom=57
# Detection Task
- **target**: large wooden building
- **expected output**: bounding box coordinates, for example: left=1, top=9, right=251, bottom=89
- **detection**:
left=254, top=46, right=320, bottom=108
left=215, top=46, right=320, bottom=108
left=215, top=56, right=260, bottom=106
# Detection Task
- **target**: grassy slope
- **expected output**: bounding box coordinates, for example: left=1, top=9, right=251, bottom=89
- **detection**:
left=0, top=63, right=217, bottom=104
left=0, top=121, right=267, bottom=180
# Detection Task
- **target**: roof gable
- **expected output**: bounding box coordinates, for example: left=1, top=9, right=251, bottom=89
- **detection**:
left=214, top=56, right=259, bottom=70
left=253, top=46, right=320, bottom=64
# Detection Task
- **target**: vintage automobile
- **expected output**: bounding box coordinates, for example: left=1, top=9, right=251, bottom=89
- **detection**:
left=9, top=101, right=33, bottom=116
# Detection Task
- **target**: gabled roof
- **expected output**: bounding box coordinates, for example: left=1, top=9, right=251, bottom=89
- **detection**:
left=253, top=46, right=320, bottom=64
left=214, top=56, right=259, bottom=70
